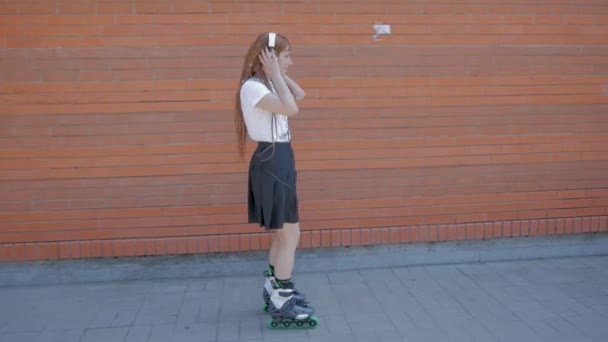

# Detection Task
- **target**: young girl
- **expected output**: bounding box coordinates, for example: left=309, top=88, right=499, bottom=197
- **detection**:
left=234, top=32, right=318, bottom=329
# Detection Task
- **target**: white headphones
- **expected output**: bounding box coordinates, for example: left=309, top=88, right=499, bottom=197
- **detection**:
left=268, top=32, right=276, bottom=48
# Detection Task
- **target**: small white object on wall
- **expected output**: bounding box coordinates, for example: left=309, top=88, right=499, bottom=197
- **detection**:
left=373, top=24, right=392, bottom=41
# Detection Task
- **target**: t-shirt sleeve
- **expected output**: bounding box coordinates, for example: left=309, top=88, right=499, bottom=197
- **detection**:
left=240, top=80, right=271, bottom=108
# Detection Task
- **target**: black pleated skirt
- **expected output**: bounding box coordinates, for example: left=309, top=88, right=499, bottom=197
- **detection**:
left=248, top=142, right=299, bottom=230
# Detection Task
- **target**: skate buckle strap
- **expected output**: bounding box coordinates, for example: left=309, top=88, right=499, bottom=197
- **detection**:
left=278, top=289, right=294, bottom=298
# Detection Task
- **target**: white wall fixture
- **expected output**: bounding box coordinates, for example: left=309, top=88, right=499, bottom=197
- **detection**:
left=373, top=24, right=392, bottom=41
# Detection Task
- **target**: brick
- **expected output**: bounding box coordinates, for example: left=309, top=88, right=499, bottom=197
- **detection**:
left=465, top=224, right=475, bottom=239
left=573, top=218, right=583, bottom=233
left=511, top=221, right=521, bottom=237
left=502, top=221, right=512, bottom=237
left=538, top=220, right=548, bottom=235
left=69, top=241, right=81, bottom=259
left=397, top=226, right=408, bottom=243
left=187, top=238, right=198, bottom=253
left=547, top=219, right=557, bottom=235
left=350, top=229, right=361, bottom=246
left=119, top=240, right=132, bottom=257
left=556, top=219, right=565, bottom=234
left=564, top=218, right=574, bottom=234
left=311, top=231, right=321, bottom=248
left=454, top=224, right=467, bottom=240
left=17, top=2, right=55, bottom=14
left=322, top=231, right=332, bottom=247
left=493, top=222, right=503, bottom=238
left=134, top=1, right=172, bottom=14
left=236, top=234, right=251, bottom=251
left=218, top=236, right=230, bottom=252
left=102, top=241, right=114, bottom=257
left=521, top=220, right=531, bottom=236
left=58, top=242, right=70, bottom=259
left=205, top=236, right=218, bottom=253
left=28, top=244, right=43, bottom=260
left=370, top=228, right=381, bottom=244
left=0, top=244, right=11, bottom=261
left=135, top=240, right=147, bottom=256
left=473, top=223, right=484, bottom=240
left=57, top=0, right=97, bottom=15
left=331, top=230, right=341, bottom=247
left=414, top=225, right=426, bottom=242
left=381, top=228, right=391, bottom=244
left=113, top=241, right=125, bottom=257
left=360, top=229, right=371, bottom=245
left=193, top=237, right=207, bottom=254
left=446, top=224, right=456, bottom=240
left=2, top=1, right=606, bottom=262
left=484, top=223, right=493, bottom=239
left=176, top=238, right=189, bottom=254
left=531, top=220, right=540, bottom=236
left=226, top=235, right=237, bottom=252
left=144, top=240, right=156, bottom=255
left=342, top=229, right=352, bottom=246
left=259, top=234, right=271, bottom=250
left=153, top=239, right=166, bottom=255
left=583, top=217, right=593, bottom=232
left=98, top=2, right=134, bottom=14
left=600, top=216, right=608, bottom=232
left=427, top=225, right=439, bottom=242
left=44, top=243, right=58, bottom=260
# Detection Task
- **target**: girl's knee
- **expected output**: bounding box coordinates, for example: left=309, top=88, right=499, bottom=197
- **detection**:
left=281, top=222, right=300, bottom=243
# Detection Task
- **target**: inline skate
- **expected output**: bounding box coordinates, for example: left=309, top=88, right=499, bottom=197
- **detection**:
left=262, top=270, right=310, bottom=313
left=266, top=279, right=318, bottom=329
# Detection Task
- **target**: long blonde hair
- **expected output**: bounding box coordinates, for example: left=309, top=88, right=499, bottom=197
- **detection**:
left=235, top=32, right=291, bottom=159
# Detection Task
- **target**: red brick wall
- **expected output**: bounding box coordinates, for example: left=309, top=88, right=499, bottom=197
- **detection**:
left=1, top=0, right=607, bottom=261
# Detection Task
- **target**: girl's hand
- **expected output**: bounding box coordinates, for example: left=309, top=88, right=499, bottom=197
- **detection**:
left=259, top=47, right=281, bottom=78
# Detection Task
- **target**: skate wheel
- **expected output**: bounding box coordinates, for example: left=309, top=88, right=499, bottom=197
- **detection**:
left=308, top=317, right=319, bottom=327
left=262, top=304, right=269, bottom=313
left=267, top=316, right=319, bottom=330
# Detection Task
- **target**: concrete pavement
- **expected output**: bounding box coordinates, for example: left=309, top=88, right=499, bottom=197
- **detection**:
left=1, top=255, right=608, bottom=342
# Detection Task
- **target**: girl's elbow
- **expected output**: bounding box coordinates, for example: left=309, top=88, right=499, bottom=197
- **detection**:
left=285, top=104, right=299, bottom=116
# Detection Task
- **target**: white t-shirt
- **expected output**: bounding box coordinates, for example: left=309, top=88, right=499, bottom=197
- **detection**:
left=240, top=78, right=291, bottom=143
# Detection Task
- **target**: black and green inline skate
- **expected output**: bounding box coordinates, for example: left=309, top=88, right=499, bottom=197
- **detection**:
left=262, top=270, right=310, bottom=313
left=265, top=278, right=318, bottom=329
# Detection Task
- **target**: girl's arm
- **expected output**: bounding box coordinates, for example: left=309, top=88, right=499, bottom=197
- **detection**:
left=256, top=48, right=299, bottom=116
left=283, top=75, right=306, bottom=101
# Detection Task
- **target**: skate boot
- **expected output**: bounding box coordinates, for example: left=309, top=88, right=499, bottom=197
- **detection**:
left=262, top=270, right=310, bottom=313
left=267, top=279, right=318, bottom=329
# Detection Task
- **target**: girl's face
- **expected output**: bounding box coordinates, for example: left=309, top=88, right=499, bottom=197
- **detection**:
left=277, top=47, right=293, bottom=75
